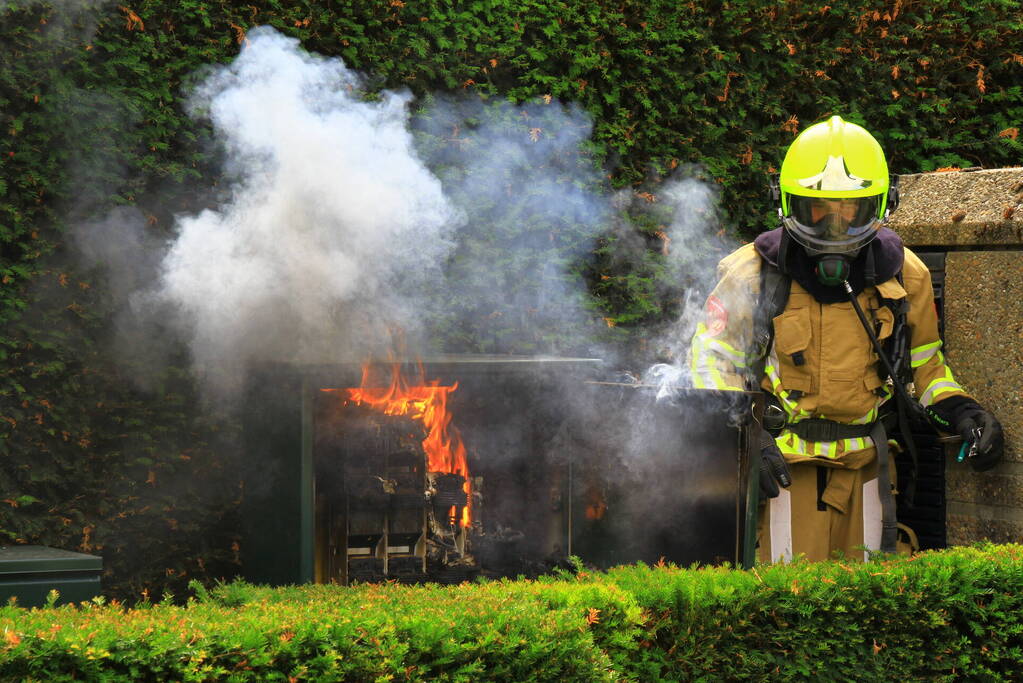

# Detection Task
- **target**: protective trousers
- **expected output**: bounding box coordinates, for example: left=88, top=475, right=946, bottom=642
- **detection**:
left=757, top=448, right=897, bottom=563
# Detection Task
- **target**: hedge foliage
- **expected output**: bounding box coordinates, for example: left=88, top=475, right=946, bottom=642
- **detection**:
left=2, top=545, right=1022, bottom=681
left=1, top=0, right=1021, bottom=596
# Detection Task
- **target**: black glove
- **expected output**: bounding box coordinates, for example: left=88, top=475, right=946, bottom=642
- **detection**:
left=927, top=396, right=1004, bottom=472
left=758, top=429, right=792, bottom=499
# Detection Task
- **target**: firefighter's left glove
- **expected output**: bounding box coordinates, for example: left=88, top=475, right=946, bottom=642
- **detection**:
left=957, top=408, right=1003, bottom=472
left=758, top=429, right=792, bottom=499
left=928, top=396, right=1004, bottom=472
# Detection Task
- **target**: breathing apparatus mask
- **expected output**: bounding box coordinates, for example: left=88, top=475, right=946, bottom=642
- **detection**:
left=786, top=195, right=881, bottom=286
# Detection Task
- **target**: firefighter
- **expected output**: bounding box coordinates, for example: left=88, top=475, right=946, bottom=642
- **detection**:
left=690, top=115, right=1004, bottom=562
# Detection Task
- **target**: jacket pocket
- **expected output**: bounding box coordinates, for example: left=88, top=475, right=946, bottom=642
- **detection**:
left=870, top=305, right=895, bottom=341
left=772, top=308, right=813, bottom=394
left=774, top=309, right=810, bottom=355
left=863, top=373, right=884, bottom=392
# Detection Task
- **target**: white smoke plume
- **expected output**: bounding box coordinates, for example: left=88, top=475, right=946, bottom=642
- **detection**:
left=641, top=174, right=734, bottom=397
left=73, top=26, right=730, bottom=406
left=51, top=20, right=755, bottom=573
left=155, top=27, right=461, bottom=398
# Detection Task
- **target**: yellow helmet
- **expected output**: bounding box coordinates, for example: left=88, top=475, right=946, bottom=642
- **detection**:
left=778, top=116, right=893, bottom=254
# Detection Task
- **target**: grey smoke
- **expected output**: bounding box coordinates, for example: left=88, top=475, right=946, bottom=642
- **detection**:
left=73, top=26, right=728, bottom=406
left=413, top=96, right=608, bottom=355
left=641, top=173, right=734, bottom=396
left=74, top=207, right=162, bottom=299
left=154, top=27, right=617, bottom=397
left=158, top=27, right=460, bottom=398
left=64, top=25, right=741, bottom=561
left=72, top=206, right=178, bottom=392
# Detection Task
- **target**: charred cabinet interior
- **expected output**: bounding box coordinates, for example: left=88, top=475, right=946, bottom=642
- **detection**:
left=568, top=386, right=757, bottom=569
left=312, top=403, right=437, bottom=585
left=241, top=358, right=757, bottom=586
left=309, top=359, right=576, bottom=585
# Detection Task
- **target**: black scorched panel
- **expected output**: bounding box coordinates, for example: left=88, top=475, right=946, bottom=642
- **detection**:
left=568, top=386, right=755, bottom=569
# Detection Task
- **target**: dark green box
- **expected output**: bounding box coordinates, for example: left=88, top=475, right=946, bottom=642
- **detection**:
left=0, top=546, right=102, bottom=607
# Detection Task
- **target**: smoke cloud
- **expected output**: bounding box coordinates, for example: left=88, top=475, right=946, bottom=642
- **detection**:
left=63, top=25, right=748, bottom=570
left=153, top=27, right=462, bottom=397
left=638, top=173, right=732, bottom=396
left=413, top=96, right=608, bottom=355
left=123, top=27, right=620, bottom=400
left=74, top=26, right=731, bottom=404
left=72, top=207, right=179, bottom=392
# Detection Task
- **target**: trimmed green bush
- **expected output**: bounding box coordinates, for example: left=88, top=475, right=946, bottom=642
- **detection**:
left=2, top=545, right=1022, bottom=681
left=0, top=571, right=642, bottom=681
left=608, top=544, right=1023, bottom=681
left=2, top=0, right=1021, bottom=597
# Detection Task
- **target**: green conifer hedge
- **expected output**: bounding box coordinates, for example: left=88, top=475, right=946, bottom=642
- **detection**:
left=1, top=0, right=1020, bottom=596
left=2, top=546, right=1022, bottom=681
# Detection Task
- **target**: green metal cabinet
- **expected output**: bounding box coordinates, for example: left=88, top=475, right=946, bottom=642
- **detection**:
left=240, top=357, right=605, bottom=586
left=240, top=358, right=760, bottom=585
left=0, top=546, right=102, bottom=607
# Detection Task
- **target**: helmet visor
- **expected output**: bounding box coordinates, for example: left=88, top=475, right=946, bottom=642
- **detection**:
left=784, top=195, right=882, bottom=253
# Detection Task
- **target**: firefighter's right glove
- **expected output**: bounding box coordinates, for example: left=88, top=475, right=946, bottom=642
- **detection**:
left=758, top=429, right=792, bottom=499
left=927, top=396, right=1004, bottom=472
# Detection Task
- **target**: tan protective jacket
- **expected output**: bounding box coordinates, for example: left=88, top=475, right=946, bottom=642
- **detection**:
left=690, top=242, right=968, bottom=461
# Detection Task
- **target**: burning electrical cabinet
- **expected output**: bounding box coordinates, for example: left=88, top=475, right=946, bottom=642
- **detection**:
left=241, top=357, right=758, bottom=586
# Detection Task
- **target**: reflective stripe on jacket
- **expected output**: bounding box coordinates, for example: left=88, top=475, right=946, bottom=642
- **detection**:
left=689, top=243, right=968, bottom=459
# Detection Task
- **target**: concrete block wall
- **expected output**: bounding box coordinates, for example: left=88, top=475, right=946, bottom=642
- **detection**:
left=889, top=168, right=1023, bottom=545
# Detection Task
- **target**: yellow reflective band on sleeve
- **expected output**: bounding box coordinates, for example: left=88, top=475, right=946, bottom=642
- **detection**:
left=704, top=337, right=748, bottom=368
left=920, top=381, right=963, bottom=407
left=690, top=323, right=743, bottom=391
left=910, top=340, right=942, bottom=368
left=919, top=361, right=964, bottom=407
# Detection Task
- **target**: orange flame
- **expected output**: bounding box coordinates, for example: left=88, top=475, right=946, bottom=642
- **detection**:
left=327, top=361, right=471, bottom=526
left=584, top=485, right=607, bottom=521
